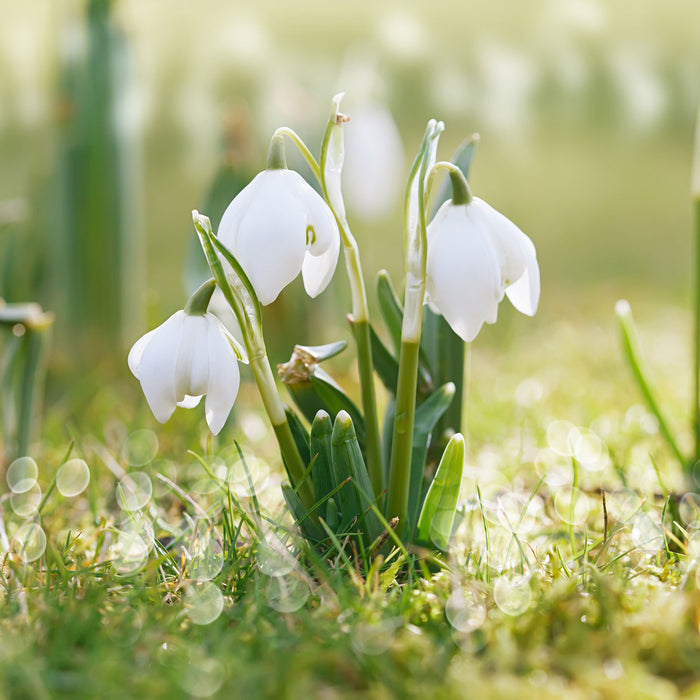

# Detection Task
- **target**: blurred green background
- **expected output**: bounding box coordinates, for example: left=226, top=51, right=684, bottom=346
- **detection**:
left=1, top=0, right=699, bottom=357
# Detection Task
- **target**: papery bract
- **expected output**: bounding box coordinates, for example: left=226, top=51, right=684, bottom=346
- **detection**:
left=128, top=310, right=241, bottom=435
left=217, top=169, right=340, bottom=305
left=425, top=197, right=540, bottom=342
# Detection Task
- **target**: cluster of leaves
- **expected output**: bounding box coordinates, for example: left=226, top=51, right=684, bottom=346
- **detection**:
left=277, top=141, right=479, bottom=560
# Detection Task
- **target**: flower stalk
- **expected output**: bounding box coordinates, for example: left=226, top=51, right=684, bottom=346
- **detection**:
left=692, top=105, right=700, bottom=463
left=192, top=211, right=313, bottom=508
left=387, top=120, right=444, bottom=531
left=319, top=94, right=383, bottom=495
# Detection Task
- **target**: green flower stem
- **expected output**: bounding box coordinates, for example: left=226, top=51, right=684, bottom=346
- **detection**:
left=695, top=197, right=700, bottom=463
left=193, top=212, right=313, bottom=508
left=351, top=317, right=383, bottom=495
left=386, top=339, right=421, bottom=530
left=271, top=127, right=321, bottom=183
left=616, top=299, right=686, bottom=468
left=318, top=96, right=383, bottom=494
left=251, top=355, right=314, bottom=508
left=386, top=120, right=442, bottom=532
left=184, top=279, right=216, bottom=316
left=429, top=162, right=472, bottom=206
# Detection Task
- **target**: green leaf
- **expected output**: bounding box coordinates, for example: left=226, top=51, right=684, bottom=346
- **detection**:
left=407, top=383, right=456, bottom=538
left=283, top=408, right=310, bottom=485
left=415, top=433, right=465, bottom=550
left=331, top=411, right=382, bottom=543
left=368, top=323, right=399, bottom=393
left=309, top=410, right=334, bottom=521
left=377, top=270, right=404, bottom=355
left=279, top=344, right=366, bottom=452
left=281, top=483, right=324, bottom=542
left=310, top=373, right=366, bottom=450
left=185, top=163, right=251, bottom=293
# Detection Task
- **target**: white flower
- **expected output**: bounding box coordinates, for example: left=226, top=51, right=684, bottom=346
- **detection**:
left=425, top=197, right=540, bottom=342
left=217, top=169, right=340, bottom=305
left=128, top=310, right=241, bottom=435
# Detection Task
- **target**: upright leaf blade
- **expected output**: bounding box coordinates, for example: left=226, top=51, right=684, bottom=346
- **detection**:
left=415, top=433, right=465, bottom=550
left=407, top=383, right=455, bottom=538
left=309, top=410, right=334, bottom=521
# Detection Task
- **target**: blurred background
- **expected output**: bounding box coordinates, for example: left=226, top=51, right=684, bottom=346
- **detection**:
left=1, top=0, right=699, bottom=365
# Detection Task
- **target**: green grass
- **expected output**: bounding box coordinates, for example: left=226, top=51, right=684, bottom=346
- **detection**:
left=2, top=302, right=700, bottom=698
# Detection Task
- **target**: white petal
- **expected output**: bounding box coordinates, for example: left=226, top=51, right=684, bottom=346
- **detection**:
left=469, top=198, right=528, bottom=289
left=217, top=172, right=261, bottom=252
left=127, top=328, right=156, bottom=378
left=178, top=395, right=202, bottom=409
left=300, top=185, right=341, bottom=297
left=505, top=233, right=540, bottom=316
left=174, top=315, right=209, bottom=401
left=136, top=312, right=185, bottom=423
left=230, top=171, right=307, bottom=304
left=203, top=317, right=240, bottom=434
left=426, top=203, right=502, bottom=342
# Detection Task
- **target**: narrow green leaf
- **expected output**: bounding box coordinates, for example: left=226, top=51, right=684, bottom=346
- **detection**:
left=415, top=433, right=465, bottom=550
left=377, top=269, right=404, bottom=355
left=331, top=411, right=381, bottom=543
left=368, top=323, right=399, bottom=393
left=284, top=408, right=310, bottom=483
left=281, top=483, right=324, bottom=542
left=407, top=383, right=456, bottom=538
left=615, top=299, right=686, bottom=469
left=310, top=410, right=335, bottom=521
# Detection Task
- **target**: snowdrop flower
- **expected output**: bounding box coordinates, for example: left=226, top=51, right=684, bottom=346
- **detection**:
left=425, top=197, right=539, bottom=342
left=128, top=307, right=241, bottom=435
left=217, top=162, right=340, bottom=305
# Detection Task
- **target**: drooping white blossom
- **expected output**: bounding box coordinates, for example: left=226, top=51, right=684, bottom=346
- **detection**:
left=425, top=197, right=540, bottom=342
left=217, top=169, right=340, bottom=305
left=128, top=310, right=241, bottom=434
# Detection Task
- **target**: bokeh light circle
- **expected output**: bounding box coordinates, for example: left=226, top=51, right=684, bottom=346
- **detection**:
left=13, top=522, right=47, bottom=562
left=185, top=582, right=224, bottom=626
left=263, top=574, right=310, bottom=613
left=493, top=575, right=532, bottom=616
left=117, top=472, right=153, bottom=511
left=7, top=456, right=38, bottom=494
left=57, top=458, right=91, bottom=497
left=10, top=481, right=42, bottom=518
left=554, top=487, right=590, bottom=525
left=125, top=429, right=159, bottom=467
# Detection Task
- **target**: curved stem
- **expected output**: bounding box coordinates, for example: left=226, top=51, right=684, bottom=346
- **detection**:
left=272, top=127, right=322, bottom=184
left=318, top=97, right=382, bottom=493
